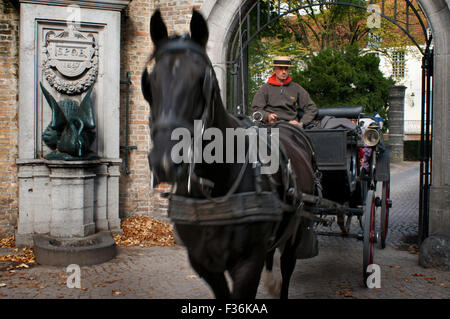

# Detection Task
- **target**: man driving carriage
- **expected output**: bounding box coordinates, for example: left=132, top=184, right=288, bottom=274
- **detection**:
left=251, top=56, right=318, bottom=128
left=250, top=56, right=320, bottom=260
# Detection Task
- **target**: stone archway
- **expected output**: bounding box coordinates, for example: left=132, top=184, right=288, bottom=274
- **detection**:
left=200, top=0, right=450, bottom=235
left=200, top=0, right=242, bottom=102
left=419, top=1, right=450, bottom=235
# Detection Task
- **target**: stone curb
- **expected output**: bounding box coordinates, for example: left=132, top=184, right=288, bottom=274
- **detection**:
left=33, top=232, right=117, bottom=266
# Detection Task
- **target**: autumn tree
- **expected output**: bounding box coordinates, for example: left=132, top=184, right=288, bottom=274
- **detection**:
left=247, top=0, right=427, bottom=112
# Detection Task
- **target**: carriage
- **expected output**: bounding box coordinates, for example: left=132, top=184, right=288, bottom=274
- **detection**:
left=298, top=105, right=392, bottom=285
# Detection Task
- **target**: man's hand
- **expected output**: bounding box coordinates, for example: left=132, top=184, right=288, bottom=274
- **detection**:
left=289, top=120, right=303, bottom=127
left=268, top=113, right=278, bottom=123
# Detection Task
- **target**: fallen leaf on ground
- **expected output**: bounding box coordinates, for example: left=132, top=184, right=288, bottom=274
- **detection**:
left=412, top=273, right=424, bottom=277
left=0, top=237, right=36, bottom=266
left=113, top=216, right=175, bottom=247
left=336, top=289, right=353, bottom=297
left=0, top=236, right=15, bottom=248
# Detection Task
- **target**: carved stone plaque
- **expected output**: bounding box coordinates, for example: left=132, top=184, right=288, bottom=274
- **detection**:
left=43, top=25, right=98, bottom=95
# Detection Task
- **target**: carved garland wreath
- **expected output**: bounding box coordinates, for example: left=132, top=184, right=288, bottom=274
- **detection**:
left=43, top=54, right=99, bottom=95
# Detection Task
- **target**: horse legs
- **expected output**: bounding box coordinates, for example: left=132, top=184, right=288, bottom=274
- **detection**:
left=262, top=249, right=283, bottom=297
left=201, top=272, right=230, bottom=299
left=265, top=249, right=275, bottom=271
left=229, top=256, right=266, bottom=299
left=189, top=258, right=230, bottom=299
left=280, top=242, right=297, bottom=299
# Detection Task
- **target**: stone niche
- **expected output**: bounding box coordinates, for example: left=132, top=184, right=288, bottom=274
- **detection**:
left=16, top=0, right=130, bottom=246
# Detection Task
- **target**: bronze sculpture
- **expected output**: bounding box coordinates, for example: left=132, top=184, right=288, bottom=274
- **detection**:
left=40, top=82, right=97, bottom=160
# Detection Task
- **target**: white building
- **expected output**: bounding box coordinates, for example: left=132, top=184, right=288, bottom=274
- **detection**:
left=377, top=46, right=426, bottom=140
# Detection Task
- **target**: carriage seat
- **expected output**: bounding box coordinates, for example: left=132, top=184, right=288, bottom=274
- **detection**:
left=315, top=106, right=363, bottom=120
left=297, top=106, right=362, bottom=131
left=297, top=105, right=362, bottom=121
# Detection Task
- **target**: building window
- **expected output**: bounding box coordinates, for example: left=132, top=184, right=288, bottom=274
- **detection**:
left=367, top=32, right=382, bottom=49
left=392, top=51, right=405, bottom=79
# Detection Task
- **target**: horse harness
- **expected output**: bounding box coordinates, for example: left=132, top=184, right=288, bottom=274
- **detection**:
left=168, top=114, right=321, bottom=252
left=168, top=115, right=321, bottom=252
left=149, top=36, right=321, bottom=249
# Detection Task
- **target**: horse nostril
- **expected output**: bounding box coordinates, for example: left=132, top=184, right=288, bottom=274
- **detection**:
left=149, top=149, right=179, bottom=182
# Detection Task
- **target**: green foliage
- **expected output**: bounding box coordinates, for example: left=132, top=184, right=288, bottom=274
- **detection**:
left=292, top=45, right=394, bottom=120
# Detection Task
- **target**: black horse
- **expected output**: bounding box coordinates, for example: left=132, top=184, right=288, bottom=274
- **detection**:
left=141, top=9, right=316, bottom=299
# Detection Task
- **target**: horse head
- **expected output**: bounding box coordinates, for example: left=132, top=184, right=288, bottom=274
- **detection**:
left=142, top=9, right=214, bottom=184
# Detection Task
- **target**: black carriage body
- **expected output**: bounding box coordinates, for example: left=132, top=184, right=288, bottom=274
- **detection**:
left=305, top=128, right=361, bottom=206
left=305, top=129, right=355, bottom=170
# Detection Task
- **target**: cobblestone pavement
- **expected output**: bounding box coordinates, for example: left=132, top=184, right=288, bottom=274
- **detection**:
left=0, top=161, right=449, bottom=299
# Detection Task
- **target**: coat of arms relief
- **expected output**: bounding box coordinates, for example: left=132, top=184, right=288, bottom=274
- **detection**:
left=40, top=24, right=99, bottom=160
left=43, top=24, right=98, bottom=95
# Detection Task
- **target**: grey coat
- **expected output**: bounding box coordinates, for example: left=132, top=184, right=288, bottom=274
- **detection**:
left=251, top=81, right=318, bottom=125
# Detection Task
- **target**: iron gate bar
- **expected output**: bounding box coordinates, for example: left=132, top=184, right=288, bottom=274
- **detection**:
left=229, top=0, right=429, bottom=66
left=418, top=44, right=433, bottom=243
left=419, top=51, right=426, bottom=242
left=406, top=1, right=409, bottom=32
left=394, top=0, right=397, bottom=21
left=120, top=72, right=137, bottom=175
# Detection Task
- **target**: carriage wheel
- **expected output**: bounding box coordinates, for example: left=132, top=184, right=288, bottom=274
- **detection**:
left=363, top=190, right=376, bottom=286
left=379, top=180, right=392, bottom=249
left=347, top=147, right=358, bottom=193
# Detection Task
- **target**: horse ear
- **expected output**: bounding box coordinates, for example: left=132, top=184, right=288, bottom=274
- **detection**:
left=150, top=9, right=168, bottom=46
left=190, top=9, right=208, bottom=48
left=141, top=68, right=153, bottom=105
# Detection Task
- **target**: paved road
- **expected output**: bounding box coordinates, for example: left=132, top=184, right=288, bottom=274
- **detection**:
left=0, top=161, right=449, bottom=299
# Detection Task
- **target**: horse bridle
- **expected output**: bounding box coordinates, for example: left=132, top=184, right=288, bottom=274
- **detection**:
left=148, top=36, right=230, bottom=198
left=148, top=37, right=215, bottom=139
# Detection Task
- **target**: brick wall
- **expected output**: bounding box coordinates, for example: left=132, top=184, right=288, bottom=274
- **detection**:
left=119, top=0, right=202, bottom=221
left=0, top=0, right=19, bottom=237
left=0, top=0, right=433, bottom=237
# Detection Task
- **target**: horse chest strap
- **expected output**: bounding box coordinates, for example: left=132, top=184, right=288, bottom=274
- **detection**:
left=168, top=192, right=283, bottom=226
